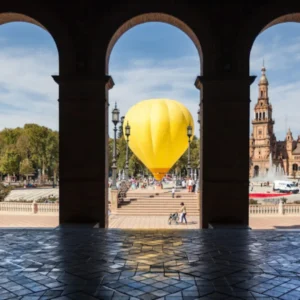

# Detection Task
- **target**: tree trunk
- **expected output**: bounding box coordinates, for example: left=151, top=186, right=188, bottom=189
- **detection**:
left=42, top=161, right=45, bottom=183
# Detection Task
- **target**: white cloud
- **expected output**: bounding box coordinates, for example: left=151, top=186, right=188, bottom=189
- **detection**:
left=109, top=56, right=201, bottom=138
left=0, top=46, right=58, bottom=130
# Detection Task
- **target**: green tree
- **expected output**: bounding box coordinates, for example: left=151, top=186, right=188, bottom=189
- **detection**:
left=0, top=149, right=20, bottom=176
left=24, top=124, right=59, bottom=181
left=19, top=158, right=35, bottom=180
left=170, top=136, right=200, bottom=176
left=116, top=137, right=127, bottom=170
left=128, top=154, right=145, bottom=177
left=0, top=127, right=23, bottom=146
left=16, top=134, right=31, bottom=160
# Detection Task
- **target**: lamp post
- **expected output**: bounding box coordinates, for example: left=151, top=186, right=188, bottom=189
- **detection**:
left=187, top=124, right=192, bottom=175
left=125, top=121, right=131, bottom=180
left=111, top=103, right=120, bottom=190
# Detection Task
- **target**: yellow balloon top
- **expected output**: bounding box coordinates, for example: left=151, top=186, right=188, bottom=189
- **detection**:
left=123, top=99, right=194, bottom=180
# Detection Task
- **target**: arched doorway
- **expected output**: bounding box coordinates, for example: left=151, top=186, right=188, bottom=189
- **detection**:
left=0, top=13, right=59, bottom=227
left=105, top=13, right=202, bottom=228
left=254, top=166, right=259, bottom=177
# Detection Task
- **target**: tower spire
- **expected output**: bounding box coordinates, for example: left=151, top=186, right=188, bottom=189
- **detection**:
left=259, top=61, right=268, bottom=88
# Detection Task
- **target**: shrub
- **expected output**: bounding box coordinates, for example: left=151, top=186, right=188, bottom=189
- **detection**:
left=0, top=183, right=14, bottom=202
left=280, top=197, right=287, bottom=204
left=249, top=199, right=258, bottom=205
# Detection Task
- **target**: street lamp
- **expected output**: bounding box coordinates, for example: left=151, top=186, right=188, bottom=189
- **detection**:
left=187, top=124, right=193, bottom=175
left=111, top=103, right=120, bottom=190
left=125, top=121, right=131, bottom=180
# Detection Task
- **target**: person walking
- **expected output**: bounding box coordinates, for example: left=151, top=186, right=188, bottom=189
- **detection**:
left=172, top=186, right=175, bottom=198
left=188, top=178, right=193, bottom=192
left=179, top=202, right=187, bottom=224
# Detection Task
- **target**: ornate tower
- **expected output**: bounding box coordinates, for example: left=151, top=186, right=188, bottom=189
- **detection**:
left=250, top=64, right=276, bottom=176
left=286, top=128, right=293, bottom=158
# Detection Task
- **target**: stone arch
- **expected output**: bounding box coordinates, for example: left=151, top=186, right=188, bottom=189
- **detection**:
left=0, top=12, right=59, bottom=54
left=105, top=12, right=203, bottom=74
left=248, top=12, right=300, bottom=60
left=261, top=13, right=300, bottom=33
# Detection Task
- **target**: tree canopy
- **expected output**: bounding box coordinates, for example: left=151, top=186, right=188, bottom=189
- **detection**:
left=0, top=124, right=59, bottom=181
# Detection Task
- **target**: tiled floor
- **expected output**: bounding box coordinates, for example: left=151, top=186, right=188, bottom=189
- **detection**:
left=0, top=228, right=300, bottom=299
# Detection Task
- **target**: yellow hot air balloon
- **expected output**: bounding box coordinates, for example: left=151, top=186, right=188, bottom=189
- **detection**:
left=123, top=99, right=194, bottom=180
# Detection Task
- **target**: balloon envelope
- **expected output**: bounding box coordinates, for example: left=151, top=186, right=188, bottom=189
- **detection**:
left=124, top=99, right=194, bottom=180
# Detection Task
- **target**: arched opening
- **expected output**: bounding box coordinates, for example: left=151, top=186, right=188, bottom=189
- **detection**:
left=0, top=13, right=59, bottom=228
left=106, top=14, right=202, bottom=229
left=254, top=166, right=259, bottom=177
left=249, top=13, right=300, bottom=229
left=105, top=13, right=203, bottom=74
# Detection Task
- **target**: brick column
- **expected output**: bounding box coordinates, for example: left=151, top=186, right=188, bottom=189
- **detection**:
left=195, top=75, right=256, bottom=228
left=53, top=75, right=114, bottom=227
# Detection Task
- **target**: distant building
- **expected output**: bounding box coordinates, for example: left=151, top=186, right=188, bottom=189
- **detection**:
left=249, top=65, right=300, bottom=178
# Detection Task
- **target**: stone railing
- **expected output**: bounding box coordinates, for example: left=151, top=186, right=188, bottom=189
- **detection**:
left=250, top=204, right=300, bottom=215
left=0, top=202, right=59, bottom=214
left=283, top=204, right=300, bottom=214
left=0, top=202, right=32, bottom=213
left=1, top=201, right=300, bottom=216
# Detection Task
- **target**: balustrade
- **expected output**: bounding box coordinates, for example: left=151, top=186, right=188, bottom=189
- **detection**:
left=0, top=202, right=59, bottom=214
left=0, top=202, right=300, bottom=216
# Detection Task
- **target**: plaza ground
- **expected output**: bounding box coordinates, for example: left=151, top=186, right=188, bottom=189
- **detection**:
left=0, top=213, right=300, bottom=229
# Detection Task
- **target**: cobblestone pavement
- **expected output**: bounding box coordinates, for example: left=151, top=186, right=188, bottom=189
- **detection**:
left=1, top=215, right=300, bottom=230
left=1, top=228, right=300, bottom=299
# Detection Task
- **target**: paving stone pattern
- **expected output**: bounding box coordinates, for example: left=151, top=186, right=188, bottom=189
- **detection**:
left=0, top=229, right=300, bottom=299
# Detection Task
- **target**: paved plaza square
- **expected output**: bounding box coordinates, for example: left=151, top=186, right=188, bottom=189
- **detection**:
left=0, top=214, right=300, bottom=230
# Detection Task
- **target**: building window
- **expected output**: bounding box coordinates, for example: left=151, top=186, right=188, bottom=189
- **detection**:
left=263, top=112, right=265, bottom=119
left=258, top=130, right=262, bottom=135
left=261, top=91, right=263, bottom=97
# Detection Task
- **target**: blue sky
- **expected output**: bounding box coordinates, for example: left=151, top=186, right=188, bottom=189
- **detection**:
left=0, top=21, right=300, bottom=140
